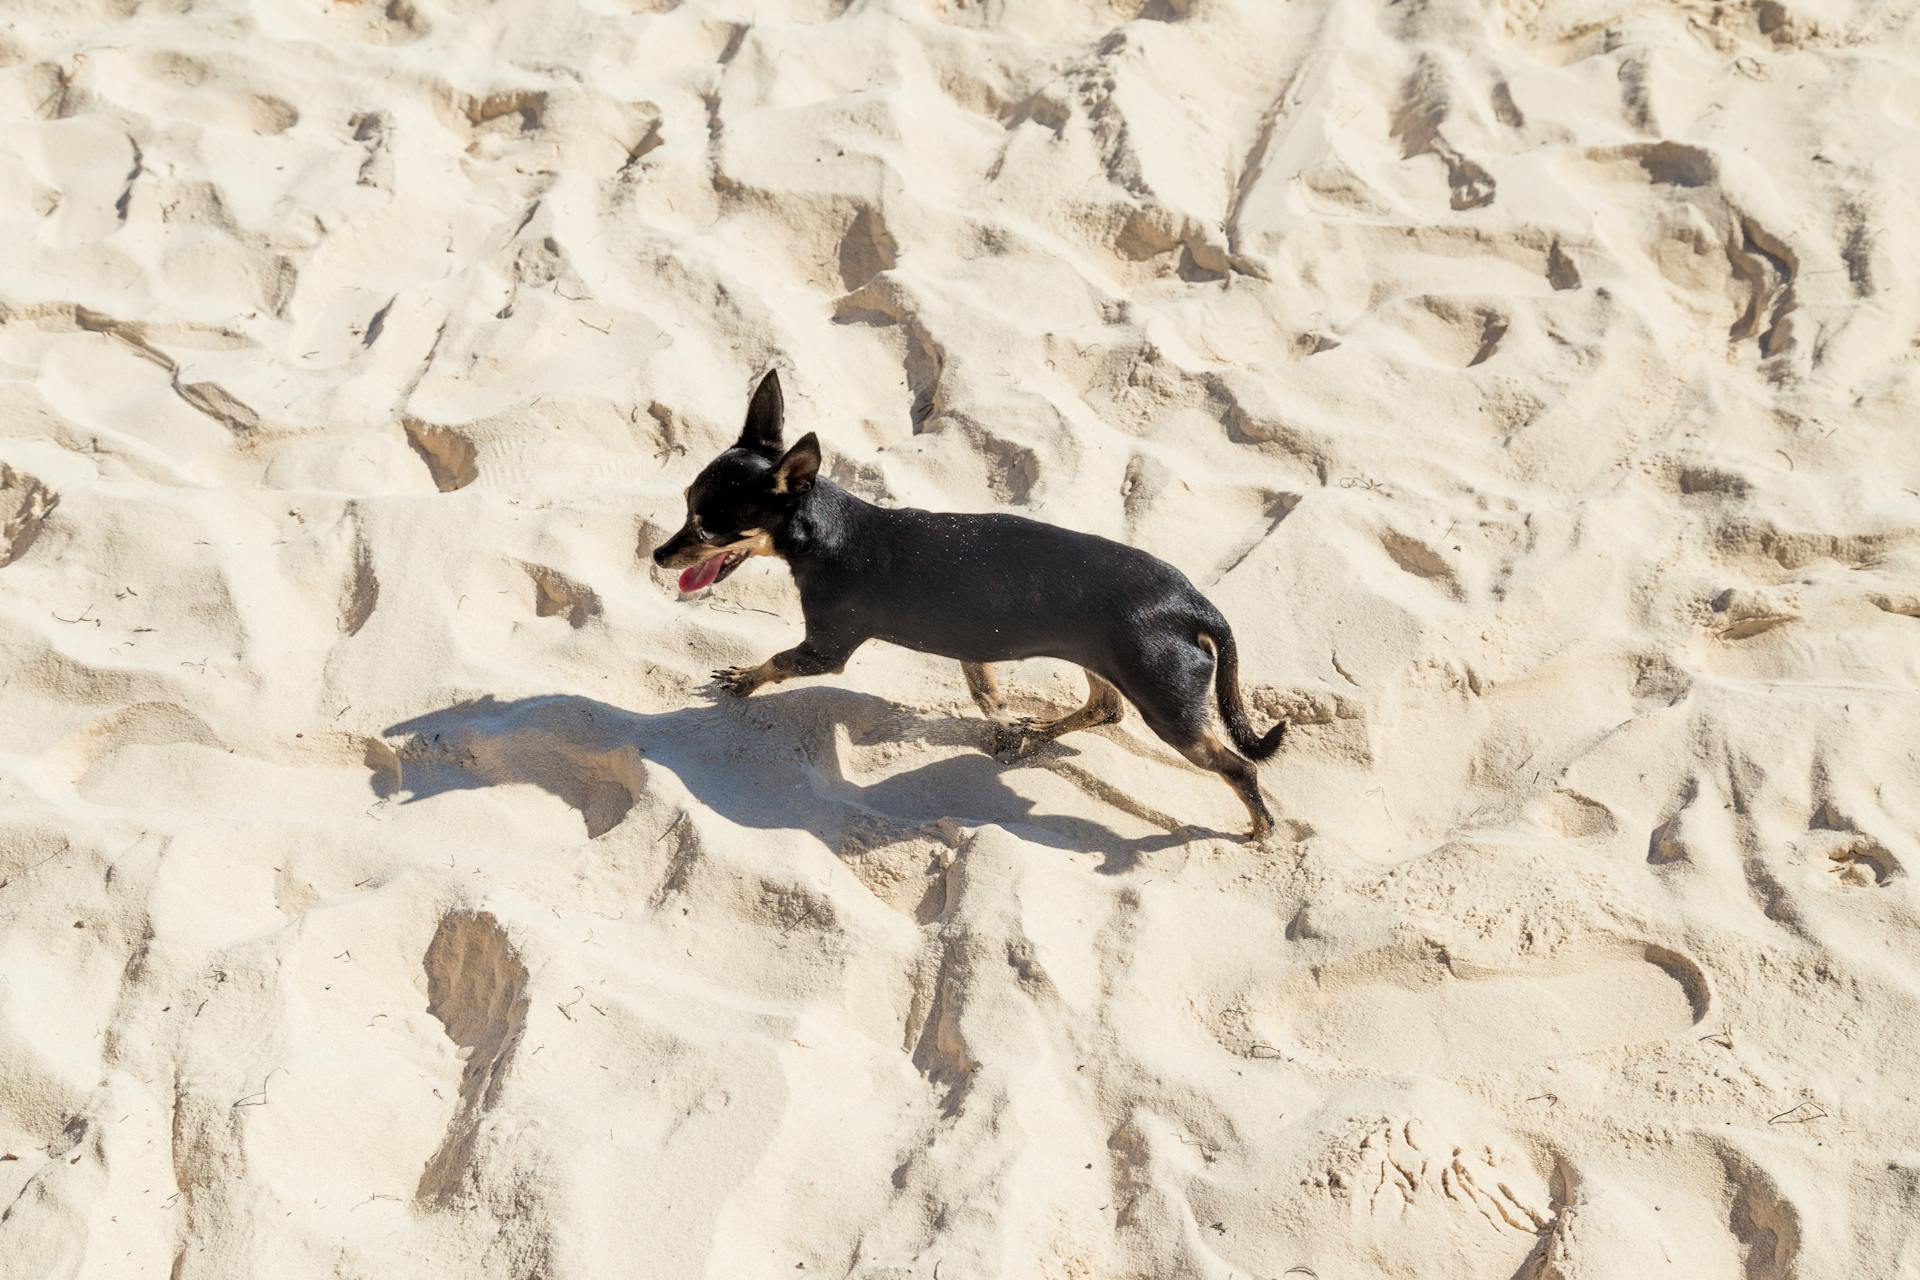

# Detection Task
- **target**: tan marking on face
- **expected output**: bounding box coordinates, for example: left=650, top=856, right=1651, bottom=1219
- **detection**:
left=658, top=528, right=775, bottom=570
left=724, top=529, right=774, bottom=558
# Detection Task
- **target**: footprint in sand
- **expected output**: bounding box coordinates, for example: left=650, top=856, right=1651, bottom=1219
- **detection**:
left=1390, top=58, right=1498, bottom=211
left=0, top=464, right=58, bottom=567
left=523, top=563, right=604, bottom=629
left=403, top=419, right=479, bottom=492
left=334, top=513, right=380, bottom=637
left=1802, top=819, right=1901, bottom=890
left=1823, top=841, right=1898, bottom=889
left=415, top=911, right=530, bottom=1208
left=1270, top=938, right=1708, bottom=1074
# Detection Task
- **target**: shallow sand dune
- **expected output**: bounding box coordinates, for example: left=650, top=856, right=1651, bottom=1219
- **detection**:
left=2, top=0, right=1919, bottom=1275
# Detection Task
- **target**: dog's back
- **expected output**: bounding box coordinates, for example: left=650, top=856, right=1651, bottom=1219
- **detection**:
left=786, top=484, right=1210, bottom=669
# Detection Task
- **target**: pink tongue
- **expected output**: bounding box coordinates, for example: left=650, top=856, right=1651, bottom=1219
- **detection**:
left=678, top=556, right=725, bottom=593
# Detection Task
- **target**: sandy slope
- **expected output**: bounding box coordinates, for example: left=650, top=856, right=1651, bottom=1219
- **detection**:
left=3, top=0, right=1920, bottom=1275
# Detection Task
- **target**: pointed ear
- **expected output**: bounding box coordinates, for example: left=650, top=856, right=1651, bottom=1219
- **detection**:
left=771, top=432, right=820, bottom=495
left=737, top=369, right=784, bottom=454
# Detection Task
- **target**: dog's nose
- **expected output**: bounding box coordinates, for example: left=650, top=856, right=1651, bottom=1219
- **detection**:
left=650, top=543, right=670, bottom=566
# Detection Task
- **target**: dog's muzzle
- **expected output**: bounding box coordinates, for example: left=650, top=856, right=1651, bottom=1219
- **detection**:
left=652, top=526, right=752, bottom=594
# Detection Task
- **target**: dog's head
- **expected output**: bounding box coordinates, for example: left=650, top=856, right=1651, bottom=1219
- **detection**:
left=651, top=370, right=821, bottom=593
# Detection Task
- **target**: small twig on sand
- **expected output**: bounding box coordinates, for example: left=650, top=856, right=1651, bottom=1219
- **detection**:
left=704, top=598, right=781, bottom=619
left=52, top=604, right=99, bottom=626
left=1769, top=1101, right=1828, bottom=1126
left=232, top=1067, right=287, bottom=1108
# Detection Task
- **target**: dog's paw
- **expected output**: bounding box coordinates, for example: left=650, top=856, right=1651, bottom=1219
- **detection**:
left=712, top=665, right=763, bottom=698
left=987, top=718, right=1046, bottom=762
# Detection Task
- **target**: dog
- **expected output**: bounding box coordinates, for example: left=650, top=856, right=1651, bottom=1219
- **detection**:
left=651, top=371, right=1286, bottom=839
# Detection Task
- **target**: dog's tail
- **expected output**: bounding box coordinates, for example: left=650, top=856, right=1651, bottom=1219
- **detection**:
left=1197, top=619, right=1286, bottom=761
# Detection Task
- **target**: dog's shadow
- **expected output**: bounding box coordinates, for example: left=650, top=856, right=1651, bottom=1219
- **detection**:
left=379, top=686, right=1207, bottom=871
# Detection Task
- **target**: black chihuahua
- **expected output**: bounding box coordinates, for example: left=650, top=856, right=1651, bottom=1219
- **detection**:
left=652, top=371, right=1286, bottom=839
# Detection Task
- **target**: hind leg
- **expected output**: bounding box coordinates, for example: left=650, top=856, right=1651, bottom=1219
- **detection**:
left=1174, top=731, right=1274, bottom=841
left=1118, top=643, right=1274, bottom=840
left=990, top=670, right=1125, bottom=761
left=961, top=661, right=1008, bottom=720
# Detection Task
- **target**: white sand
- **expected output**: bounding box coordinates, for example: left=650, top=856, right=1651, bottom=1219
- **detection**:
left=3, top=0, right=1919, bottom=1275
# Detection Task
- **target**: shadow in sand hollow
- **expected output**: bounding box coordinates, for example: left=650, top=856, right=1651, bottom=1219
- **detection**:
left=380, top=686, right=1207, bottom=869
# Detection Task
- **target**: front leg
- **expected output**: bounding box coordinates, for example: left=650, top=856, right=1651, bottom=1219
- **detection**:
left=713, top=635, right=862, bottom=698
